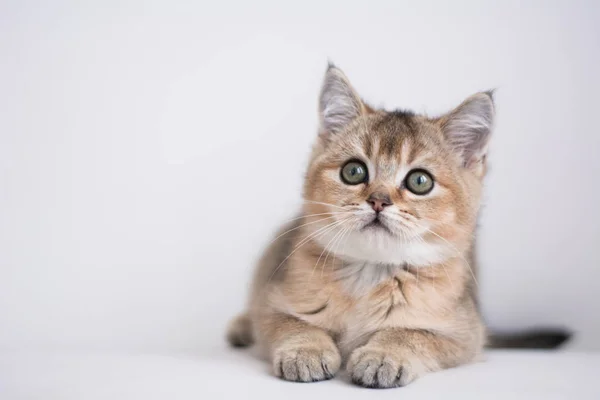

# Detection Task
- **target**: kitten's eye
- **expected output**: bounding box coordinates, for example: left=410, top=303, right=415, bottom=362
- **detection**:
left=405, top=169, right=434, bottom=195
left=340, top=160, right=368, bottom=185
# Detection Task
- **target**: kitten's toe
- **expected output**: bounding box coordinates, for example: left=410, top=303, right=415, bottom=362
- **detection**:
left=348, top=347, right=423, bottom=388
left=273, top=347, right=341, bottom=382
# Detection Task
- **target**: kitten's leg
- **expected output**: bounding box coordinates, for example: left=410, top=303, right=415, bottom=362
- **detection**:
left=347, top=329, right=479, bottom=388
left=257, top=312, right=341, bottom=382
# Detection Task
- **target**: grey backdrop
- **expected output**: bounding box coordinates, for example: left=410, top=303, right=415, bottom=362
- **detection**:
left=1, top=0, right=598, bottom=353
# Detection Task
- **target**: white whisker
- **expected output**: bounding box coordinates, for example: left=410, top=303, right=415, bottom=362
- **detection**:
left=267, top=218, right=349, bottom=283
left=266, top=214, right=349, bottom=247
left=280, top=211, right=362, bottom=224
left=409, top=221, right=478, bottom=288
left=311, top=219, right=349, bottom=280
left=323, top=219, right=356, bottom=278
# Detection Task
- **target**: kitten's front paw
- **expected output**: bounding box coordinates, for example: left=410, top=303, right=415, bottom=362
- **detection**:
left=273, top=346, right=341, bottom=382
left=347, top=346, right=425, bottom=388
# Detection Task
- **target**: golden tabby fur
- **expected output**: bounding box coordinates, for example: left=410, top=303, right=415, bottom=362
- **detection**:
left=226, top=65, right=561, bottom=388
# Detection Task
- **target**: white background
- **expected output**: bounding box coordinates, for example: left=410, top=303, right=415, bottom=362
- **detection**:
left=1, top=0, right=599, bottom=355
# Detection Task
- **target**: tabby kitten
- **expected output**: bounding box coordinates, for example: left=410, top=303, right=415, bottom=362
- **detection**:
left=227, top=65, right=566, bottom=388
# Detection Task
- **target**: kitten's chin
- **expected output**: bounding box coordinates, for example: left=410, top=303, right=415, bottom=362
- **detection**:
left=315, top=228, right=450, bottom=267
left=360, top=219, right=394, bottom=235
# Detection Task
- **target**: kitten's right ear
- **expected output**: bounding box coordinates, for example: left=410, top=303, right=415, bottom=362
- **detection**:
left=318, top=63, right=366, bottom=138
left=439, top=91, right=495, bottom=170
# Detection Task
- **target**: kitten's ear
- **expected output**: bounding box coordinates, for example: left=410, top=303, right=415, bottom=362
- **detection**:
left=318, top=64, right=366, bottom=138
left=439, top=91, right=495, bottom=169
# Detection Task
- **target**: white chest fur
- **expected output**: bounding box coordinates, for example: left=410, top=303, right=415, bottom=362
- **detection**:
left=334, top=262, right=400, bottom=296
left=316, top=229, right=451, bottom=269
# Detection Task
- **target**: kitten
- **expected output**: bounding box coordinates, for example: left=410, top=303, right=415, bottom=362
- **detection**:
left=227, top=64, right=569, bottom=388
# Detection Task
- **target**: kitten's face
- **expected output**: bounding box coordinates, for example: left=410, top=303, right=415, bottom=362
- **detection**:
left=303, top=66, right=494, bottom=267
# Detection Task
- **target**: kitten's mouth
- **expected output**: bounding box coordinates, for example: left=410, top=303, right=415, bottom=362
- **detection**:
left=361, top=216, right=393, bottom=235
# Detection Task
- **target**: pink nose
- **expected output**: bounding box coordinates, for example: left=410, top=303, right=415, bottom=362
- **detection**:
left=367, top=193, right=392, bottom=212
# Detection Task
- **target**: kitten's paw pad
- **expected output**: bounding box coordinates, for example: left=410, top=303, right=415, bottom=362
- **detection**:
left=273, top=347, right=341, bottom=382
left=347, top=347, right=423, bottom=388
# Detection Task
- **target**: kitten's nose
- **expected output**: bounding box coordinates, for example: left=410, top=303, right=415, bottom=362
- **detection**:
left=367, top=192, right=392, bottom=213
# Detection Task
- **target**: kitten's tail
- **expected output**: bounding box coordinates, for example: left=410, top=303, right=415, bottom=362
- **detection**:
left=487, top=329, right=572, bottom=349
left=226, top=313, right=255, bottom=348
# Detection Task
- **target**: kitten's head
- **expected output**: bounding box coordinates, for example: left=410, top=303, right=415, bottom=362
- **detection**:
left=303, top=64, right=494, bottom=266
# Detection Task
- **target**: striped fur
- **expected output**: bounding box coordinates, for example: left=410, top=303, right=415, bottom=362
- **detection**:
left=226, top=65, right=564, bottom=388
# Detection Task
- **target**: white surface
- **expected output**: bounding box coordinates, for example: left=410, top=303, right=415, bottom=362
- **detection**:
left=1, top=350, right=599, bottom=400
left=1, top=0, right=600, bottom=355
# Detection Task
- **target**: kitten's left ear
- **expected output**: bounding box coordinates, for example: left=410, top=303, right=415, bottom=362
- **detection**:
left=439, top=91, right=495, bottom=170
left=318, top=64, right=367, bottom=138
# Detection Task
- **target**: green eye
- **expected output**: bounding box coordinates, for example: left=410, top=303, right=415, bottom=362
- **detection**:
left=405, top=169, right=434, bottom=195
left=341, top=160, right=368, bottom=185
